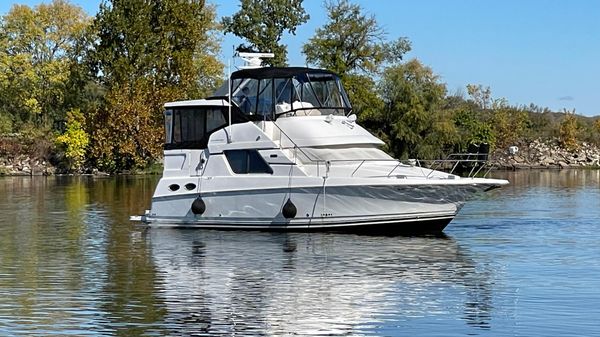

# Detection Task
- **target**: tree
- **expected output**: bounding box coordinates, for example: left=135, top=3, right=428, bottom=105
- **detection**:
left=559, top=109, right=579, bottom=151
left=302, top=0, right=410, bottom=76
left=377, top=59, right=454, bottom=159
left=451, top=104, right=495, bottom=151
left=492, top=102, right=530, bottom=149
left=56, top=108, right=89, bottom=171
left=90, top=0, right=223, bottom=171
left=91, top=0, right=221, bottom=92
left=466, top=84, right=492, bottom=110
left=465, top=85, right=530, bottom=149
left=90, top=80, right=167, bottom=170
left=222, top=0, right=309, bottom=66
left=302, top=0, right=410, bottom=123
left=0, top=0, right=91, bottom=130
left=342, top=73, right=384, bottom=126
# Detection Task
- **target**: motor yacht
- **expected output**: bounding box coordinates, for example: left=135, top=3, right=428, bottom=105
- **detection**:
left=133, top=57, right=508, bottom=232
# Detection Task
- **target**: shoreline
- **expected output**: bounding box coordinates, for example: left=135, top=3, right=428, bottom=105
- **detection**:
left=1, top=163, right=598, bottom=178
left=2, top=138, right=599, bottom=177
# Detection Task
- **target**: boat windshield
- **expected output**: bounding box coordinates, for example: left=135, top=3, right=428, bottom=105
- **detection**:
left=225, top=67, right=352, bottom=120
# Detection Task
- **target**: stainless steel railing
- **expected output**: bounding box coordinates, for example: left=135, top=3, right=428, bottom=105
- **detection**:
left=264, top=119, right=493, bottom=179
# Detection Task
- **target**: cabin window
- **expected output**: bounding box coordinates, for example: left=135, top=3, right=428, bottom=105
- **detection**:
left=165, top=107, right=227, bottom=150
left=206, top=108, right=226, bottom=132
left=224, top=150, right=273, bottom=174
left=172, top=110, right=182, bottom=143
left=164, top=110, right=173, bottom=143
left=179, top=109, right=205, bottom=143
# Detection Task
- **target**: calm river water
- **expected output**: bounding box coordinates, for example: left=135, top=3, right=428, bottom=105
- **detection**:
left=0, top=170, right=599, bottom=336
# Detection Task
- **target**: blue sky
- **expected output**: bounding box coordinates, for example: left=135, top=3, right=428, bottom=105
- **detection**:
left=2, top=0, right=599, bottom=116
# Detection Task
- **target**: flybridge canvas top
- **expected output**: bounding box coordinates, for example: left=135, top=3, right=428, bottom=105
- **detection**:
left=230, top=67, right=339, bottom=80
left=162, top=66, right=353, bottom=150
left=212, top=67, right=352, bottom=118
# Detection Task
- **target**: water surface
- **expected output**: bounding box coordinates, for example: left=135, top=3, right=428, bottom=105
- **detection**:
left=0, top=170, right=599, bottom=336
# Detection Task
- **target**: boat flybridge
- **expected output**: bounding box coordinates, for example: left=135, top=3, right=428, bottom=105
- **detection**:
left=133, top=56, right=508, bottom=232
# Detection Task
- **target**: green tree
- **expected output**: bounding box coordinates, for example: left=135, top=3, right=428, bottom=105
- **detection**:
left=222, top=0, right=309, bottom=66
left=302, top=0, right=410, bottom=123
left=90, top=0, right=222, bottom=171
left=451, top=105, right=495, bottom=150
left=378, top=59, right=454, bottom=159
left=343, top=73, right=384, bottom=126
left=303, top=0, right=410, bottom=76
left=492, top=102, right=530, bottom=149
left=0, top=0, right=91, bottom=130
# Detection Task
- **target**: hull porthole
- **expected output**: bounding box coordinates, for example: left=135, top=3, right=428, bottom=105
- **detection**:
left=282, top=198, right=297, bottom=219
left=191, top=197, right=206, bottom=215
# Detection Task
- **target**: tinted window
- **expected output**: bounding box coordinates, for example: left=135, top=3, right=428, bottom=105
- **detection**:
left=206, top=108, right=226, bottom=132
left=247, top=150, right=272, bottom=173
left=180, top=109, right=205, bottom=142
left=232, top=79, right=259, bottom=114
left=166, top=107, right=227, bottom=150
left=173, top=110, right=182, bottom=143
left=224, top=150, right=273, bottom=174
left=164, top=110, right=173, bottom=143
left=225, top=150, right=247, bottom=174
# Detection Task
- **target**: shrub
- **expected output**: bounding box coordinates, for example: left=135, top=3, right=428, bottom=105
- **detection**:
left=0, top=113, right=13, bottom=134
left=56, top=109, right=89, bottom=172
left=559, top=110, right=579, bottom=151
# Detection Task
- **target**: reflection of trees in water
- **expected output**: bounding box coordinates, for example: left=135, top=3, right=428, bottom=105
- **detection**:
left=0, top=177, right=99, bottom=331
left=148, top=230, right=497, bottom=336
left=0, top=176, right=166, bottom=335
left=470, top=169, right=600, bottom=222
left=31, top=175, right=168, bottom=336
left=89, top=175, right=158, bottom=219
left=491, top=169, right=600, bottom=189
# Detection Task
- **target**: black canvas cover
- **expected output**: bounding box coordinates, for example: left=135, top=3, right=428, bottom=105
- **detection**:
left=230, top=67, right=339, bottom=80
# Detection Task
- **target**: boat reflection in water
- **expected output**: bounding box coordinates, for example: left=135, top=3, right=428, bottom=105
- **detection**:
left=146, top=229, right=498, bottom=336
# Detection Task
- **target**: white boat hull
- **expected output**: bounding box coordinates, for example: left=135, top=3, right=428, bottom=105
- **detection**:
left=142, top=181, right=499, bottom=232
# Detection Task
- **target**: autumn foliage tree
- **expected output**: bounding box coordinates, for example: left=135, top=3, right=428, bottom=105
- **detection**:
left=559, top=110, right=579, bottom=151
left=89, top=0, right=222, bottom=171
left=0, top=0, right=90, bottom=131
left=491, top=102, right=530, bottom=149
left=55, top=108, right=89, bottom=171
